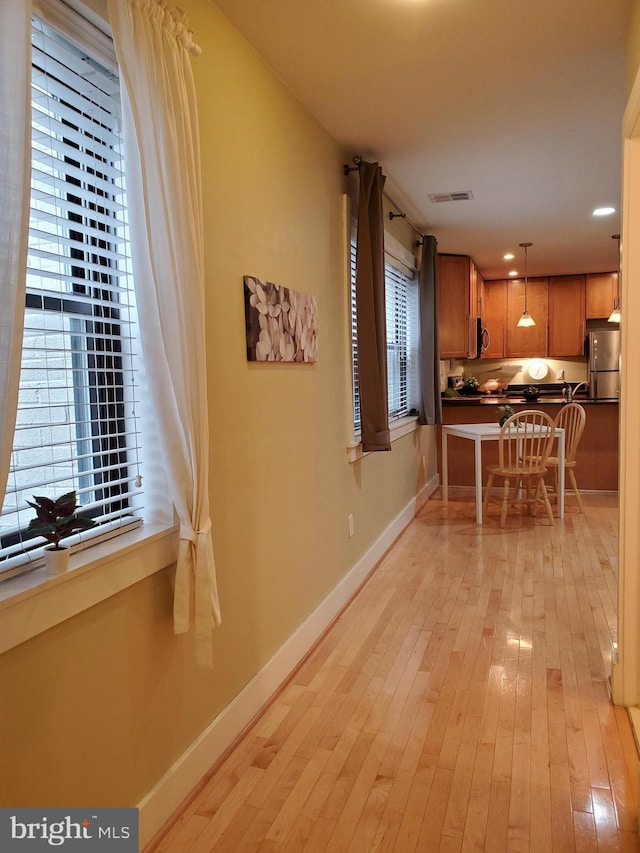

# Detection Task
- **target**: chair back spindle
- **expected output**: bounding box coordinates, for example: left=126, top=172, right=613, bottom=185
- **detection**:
left=555, top=403, right=586, bottom=464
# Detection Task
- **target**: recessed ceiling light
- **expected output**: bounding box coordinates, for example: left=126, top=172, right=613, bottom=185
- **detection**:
left=592, top=206, right=616, bottom=217
left=503, top=253, right=514, bottom=260
left=508, top=270, right=518, bottom=277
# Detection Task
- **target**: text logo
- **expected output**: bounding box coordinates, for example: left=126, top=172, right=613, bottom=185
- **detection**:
left=0, top=808, right=138, bottom=850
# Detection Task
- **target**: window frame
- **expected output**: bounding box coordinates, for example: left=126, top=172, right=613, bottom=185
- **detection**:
left=348, top=226, right=421, bottom=459
left=384, top=259, right=420, bottom=423
left=0, top=11, right=145, bottom=578
left=0, top=0, right=176, bottom=647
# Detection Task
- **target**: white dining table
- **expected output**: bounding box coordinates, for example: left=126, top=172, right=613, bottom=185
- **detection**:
left=441, top=422, right=565, bottom=524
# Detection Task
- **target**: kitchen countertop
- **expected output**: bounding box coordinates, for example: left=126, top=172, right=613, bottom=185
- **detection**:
left=441, top=394, right=618, bottom=405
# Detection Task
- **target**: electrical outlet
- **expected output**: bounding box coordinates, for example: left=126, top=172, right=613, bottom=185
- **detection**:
left=556, top=369, right=564, bottom=380
left=348, top=514, right=354, bottom=538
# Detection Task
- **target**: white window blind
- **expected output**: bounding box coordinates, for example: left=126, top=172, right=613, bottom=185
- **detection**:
left=349, top=240, right=361, bottom=430
left=350, top=238, right=420, bottom=433
left=0, top=17, right=143, bottom=577
left=385, top=263, right=420, bottom=420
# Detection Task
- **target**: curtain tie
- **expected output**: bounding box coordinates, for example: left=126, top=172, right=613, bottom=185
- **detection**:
left=179, top=517, right=212, bottom=547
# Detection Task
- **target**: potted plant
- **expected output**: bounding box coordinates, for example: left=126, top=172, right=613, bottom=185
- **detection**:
left=459, top=376, right=480, bottom=396
left=26, top=491, right=96, bottom=575
left=497, top=404, right=516, bottom=426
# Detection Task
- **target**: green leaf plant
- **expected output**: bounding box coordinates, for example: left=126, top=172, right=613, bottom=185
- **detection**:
left=497, top=404, right=516, bottom=427
left=26, top=491, right=96, bottom=550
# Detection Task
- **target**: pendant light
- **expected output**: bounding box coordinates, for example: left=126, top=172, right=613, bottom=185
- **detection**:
left=516, top=241, right=535, bottom=327
left=608, top=233, right=621, bottom=323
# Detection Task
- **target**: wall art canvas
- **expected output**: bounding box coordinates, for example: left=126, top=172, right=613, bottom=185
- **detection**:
left=244, top=275, right=318, bottom=362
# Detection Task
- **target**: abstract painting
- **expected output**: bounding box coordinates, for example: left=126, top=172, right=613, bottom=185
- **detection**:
left=244, top=275, right=318, bottom=363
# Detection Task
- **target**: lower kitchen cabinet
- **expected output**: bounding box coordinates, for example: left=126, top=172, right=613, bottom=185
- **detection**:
left=438, top=401, right=618, bottom=491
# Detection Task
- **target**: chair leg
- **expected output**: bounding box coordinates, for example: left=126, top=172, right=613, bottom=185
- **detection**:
left=517, top=477, right=527, bottom=509
left=500, top=478, right=510, bottom=528
left=527, top=477, right=536, bottom=511
left=539, top=477, right=556, bottom=525
left=512, top=476, right=520, bottom=507
left=569, top=469, right=585, bottom=514
left=529, top=476, right=538, bottom=516
left=484, top=473, right=494, bottom=516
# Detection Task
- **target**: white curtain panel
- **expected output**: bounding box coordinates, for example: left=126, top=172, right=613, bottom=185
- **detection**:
left=0, top=1, right=32, bottom=506
left=108, top=0, right=221, bottom=666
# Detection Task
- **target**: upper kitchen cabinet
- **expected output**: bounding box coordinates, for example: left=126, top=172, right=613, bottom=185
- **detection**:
left=586, top=272, right=618, bottom=319
left=471, top=259, right=484, bottom=317
left=506, top=277, right=548, bottom=357
left=548, top=275, right=586, bottom=357
left=437, top=254, right=483, bottom=358
left=482, top=279, right=507, bottom=358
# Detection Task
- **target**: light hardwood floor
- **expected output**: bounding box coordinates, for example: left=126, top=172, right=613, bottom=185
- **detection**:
left=150, top=491, right=640, bottom=852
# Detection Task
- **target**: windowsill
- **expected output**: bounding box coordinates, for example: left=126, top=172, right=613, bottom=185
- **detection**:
left=0, top=523, right=179, bottom=654
left=347, top=415, right=420, bottom=462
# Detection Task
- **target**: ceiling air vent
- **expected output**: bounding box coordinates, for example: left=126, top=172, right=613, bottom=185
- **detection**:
left=428, top=191, right=474, bottom=203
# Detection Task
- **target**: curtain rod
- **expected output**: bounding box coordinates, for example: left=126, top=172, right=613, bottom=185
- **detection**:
left=384, top=193, right=423, bottom=242
left=343, top=155, right=424, bottom=245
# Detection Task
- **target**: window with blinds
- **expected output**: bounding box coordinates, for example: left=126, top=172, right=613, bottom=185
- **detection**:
left=0, top=17, right=143, bottom=577
left=385, top=264, right=419, bottom=420
left=350, top=239, right=420, bottom=433
left=349, top=241, right=361, bottom=430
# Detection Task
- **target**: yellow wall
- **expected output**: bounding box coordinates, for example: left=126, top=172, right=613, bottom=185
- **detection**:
left=0, top=0, right=435, bottom=809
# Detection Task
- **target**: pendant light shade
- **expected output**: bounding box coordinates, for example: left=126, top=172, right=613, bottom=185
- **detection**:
left=517, top=310, right=536, bottom=327
left=516, top=241, right=535, bottom=327
left=607, top=305, right=621, bottom=323
left=608, top=233, right=621, bottom=323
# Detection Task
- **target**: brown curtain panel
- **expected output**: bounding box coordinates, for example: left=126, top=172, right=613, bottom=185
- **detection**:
left=418, top=235, right=442, bottom=425
left=355, top=161, right=391, bottom=451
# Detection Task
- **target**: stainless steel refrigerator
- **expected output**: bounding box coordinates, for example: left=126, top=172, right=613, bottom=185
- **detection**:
left=588, top=329, right=620, bottom=399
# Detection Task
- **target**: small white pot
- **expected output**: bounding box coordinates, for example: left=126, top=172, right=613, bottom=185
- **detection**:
left=44, top=546, right=70, bottom=576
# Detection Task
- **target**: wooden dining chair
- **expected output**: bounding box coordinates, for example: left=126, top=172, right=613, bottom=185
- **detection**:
left=483, top=409, right=556, bottom=527
left=546, top=402, right=586, bottom=513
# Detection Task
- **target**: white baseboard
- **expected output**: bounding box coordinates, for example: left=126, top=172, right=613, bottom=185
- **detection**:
left=138, top=473, right=439, bottom=849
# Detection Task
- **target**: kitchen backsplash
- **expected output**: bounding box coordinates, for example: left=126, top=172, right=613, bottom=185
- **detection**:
left=440, top=356, right=588, bottom=392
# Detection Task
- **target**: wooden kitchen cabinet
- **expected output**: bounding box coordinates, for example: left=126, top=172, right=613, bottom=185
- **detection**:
left=548, top=275, right=585, bottom=357
left=437, top=254, right=482, bottom=358
left=586, top=272, right=618, bottom=319
left=471, top=261, right=484, bottom=318
left=505, top=277, right=548, bottom=357
left=482, top=279, right=507, bottom=358
left=441, top=262, right=612, bottom=360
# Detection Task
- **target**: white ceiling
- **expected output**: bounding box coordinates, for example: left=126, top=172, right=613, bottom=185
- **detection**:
left=212, top=0, right=632, bottom=280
